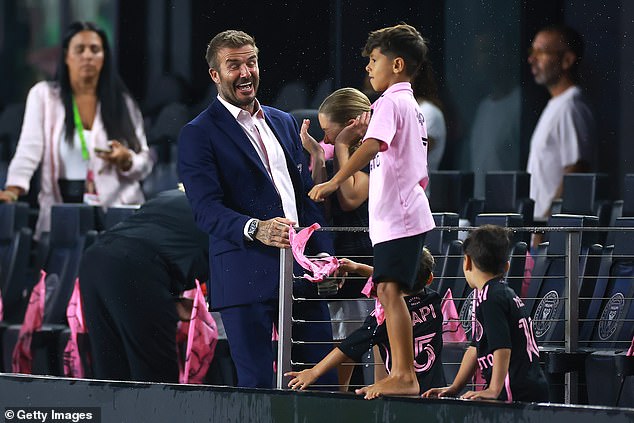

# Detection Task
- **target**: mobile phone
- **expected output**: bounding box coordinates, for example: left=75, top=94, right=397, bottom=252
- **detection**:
left=94, top=146, right=112, bottom=154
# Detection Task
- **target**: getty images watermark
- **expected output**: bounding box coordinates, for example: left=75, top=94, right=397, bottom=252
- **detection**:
left=4, top=408, right=100, bottom=423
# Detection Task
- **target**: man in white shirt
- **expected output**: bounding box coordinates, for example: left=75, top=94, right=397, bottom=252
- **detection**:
left=526, top=24, right=596, bottom=221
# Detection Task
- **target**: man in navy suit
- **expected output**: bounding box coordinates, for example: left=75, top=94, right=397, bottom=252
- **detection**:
left=178, top=30, right=337, bottom=388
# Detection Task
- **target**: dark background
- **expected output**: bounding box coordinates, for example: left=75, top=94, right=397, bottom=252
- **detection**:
left=1, top=0, right=632, bottom=197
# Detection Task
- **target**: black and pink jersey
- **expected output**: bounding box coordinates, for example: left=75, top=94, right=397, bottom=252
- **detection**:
left=338, top=288, right=445, bottom=393
left=471, top=278, right=549, bottom=402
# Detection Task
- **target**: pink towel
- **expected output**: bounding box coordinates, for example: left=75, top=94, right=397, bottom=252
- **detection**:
left=361, top=277, right=385, bottom=325
left=440, top=288, right=467, bottom=343
left=180, top=280, right=218, bottom=384
left=64, top=279, right=88, bottom=378
left=627, top=336, right=634, bottom=357
left=0, top=288, right=3, bottom=321
left=12, top=270, right=46, bottom=374
left=288, top=223, right=340, bottom=282
left=521, top=251, right=535, bottom=298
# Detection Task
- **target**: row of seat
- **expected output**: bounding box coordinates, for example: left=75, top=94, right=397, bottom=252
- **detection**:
left=1, top=201, right=632, bottom=405
left=428, top=171, right=627, bottom=234
left=284, top=212, right=632, bottom=404
left=430, top=213, right=633, bottom=406
left=0, top=201, right=237, bottom=385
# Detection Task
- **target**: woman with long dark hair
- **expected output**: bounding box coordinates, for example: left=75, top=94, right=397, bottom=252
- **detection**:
left=0, top=21, right=153, bottom=239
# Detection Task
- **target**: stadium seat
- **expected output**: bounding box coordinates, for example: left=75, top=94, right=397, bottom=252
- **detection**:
left=0, top=202, right=31, bottom=323
left=428, top=171, right=475, bottom=220
left=2, top=204, right=97, bottom=375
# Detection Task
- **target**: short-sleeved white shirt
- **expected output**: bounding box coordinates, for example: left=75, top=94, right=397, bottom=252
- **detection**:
left=419, top=100, right=446, bottom=172
left=363, top=82, right=436, bottom=245
left=526, top=86, right=596, bottom=218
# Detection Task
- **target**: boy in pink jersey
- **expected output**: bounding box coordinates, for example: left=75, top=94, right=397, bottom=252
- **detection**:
left=309, top=23, right=435, bottom=399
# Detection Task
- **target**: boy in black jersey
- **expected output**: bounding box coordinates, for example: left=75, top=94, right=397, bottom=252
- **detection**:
left=285, top=247, right=445, bottom=393
left=423, top=225, right=548, bottom=402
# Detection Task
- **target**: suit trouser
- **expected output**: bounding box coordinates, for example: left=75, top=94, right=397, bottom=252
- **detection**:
left=220, top=295, right=338, bottom=388
left=79, top=236, right=180, bottom=383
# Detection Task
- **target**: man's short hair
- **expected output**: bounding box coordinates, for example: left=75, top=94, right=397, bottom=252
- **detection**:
left=540, top=24, right=584, bottom=81
left=463, top=225, right=510, bottom=275
left=206, top=30, right=258, bottom=69
left=541, top=23, right=584, bottom=59
left=362, top=23, right=428, bottom=77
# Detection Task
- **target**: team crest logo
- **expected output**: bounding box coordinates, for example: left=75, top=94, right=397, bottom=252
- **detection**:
left=473, top=319, right=483, bottom=342
left=598, top=293, right=625, bottom=340
left=459, top=290, right=475, bottom=339
left=417, top=111, right=426, bottom=126
left=533, top=290, right=560, bottom=338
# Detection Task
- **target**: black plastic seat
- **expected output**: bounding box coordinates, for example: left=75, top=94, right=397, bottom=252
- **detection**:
left=483, top=171, right=535, bottom=226
left=2, top=204, right=97, bottom=375
left=561, top=173, right=611, bottom=244
left=0, top=202, right=31, bottom=323
left=426, top=213, right=459, bottom=291
left=428, top=171, right=475, bottom=220
left=103, top=206, right=139, bottom=230
left=289, top=109, right=324, bottom=142
left=142, top=161, right=178, bottom=200
left=0, top=102, right=25, bottom=161
left=525, top=214, right=601, bottom=346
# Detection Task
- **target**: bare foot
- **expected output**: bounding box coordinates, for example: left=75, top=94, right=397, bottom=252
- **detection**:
left=354, top=374, right=419, bottom=400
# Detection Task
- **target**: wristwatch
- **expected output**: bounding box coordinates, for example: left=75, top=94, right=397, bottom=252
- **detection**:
left=247, top=219, right=259, bottom=240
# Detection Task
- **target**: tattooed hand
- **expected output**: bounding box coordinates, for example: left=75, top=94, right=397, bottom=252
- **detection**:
left=255, top=217, right=296, bottom=248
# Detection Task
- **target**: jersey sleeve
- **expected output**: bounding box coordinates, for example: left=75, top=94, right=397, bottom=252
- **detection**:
left=363, top=97, right=398, bottom=151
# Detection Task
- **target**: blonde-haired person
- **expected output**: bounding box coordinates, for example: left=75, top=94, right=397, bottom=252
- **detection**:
left=300, top=87, right=374, bottom=388
left=301, top=87, right=371, bottom=184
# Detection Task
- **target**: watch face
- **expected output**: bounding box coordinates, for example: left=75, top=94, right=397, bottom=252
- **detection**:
left=248, top=220, right=258, bottom=236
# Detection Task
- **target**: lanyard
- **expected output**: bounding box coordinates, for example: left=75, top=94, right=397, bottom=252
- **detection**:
left=71, top=97, right=90, bottom=161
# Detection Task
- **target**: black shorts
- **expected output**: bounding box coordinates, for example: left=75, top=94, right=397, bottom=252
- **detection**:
left=372, top=232, right=426, bottom=290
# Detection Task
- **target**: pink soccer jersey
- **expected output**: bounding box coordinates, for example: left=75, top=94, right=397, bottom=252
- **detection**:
left=363, top=82, right=435, bottom=245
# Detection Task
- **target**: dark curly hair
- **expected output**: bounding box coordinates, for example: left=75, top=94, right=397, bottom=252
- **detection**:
left=362, top=23, right=428, bottom=77
left=463, top=225, right=511, bottom=275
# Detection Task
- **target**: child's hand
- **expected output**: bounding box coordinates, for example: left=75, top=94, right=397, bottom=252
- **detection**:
left=421, top=385, right=459, bottom=398
left=285, top=369, right=318, bottom=390
left=308, top=180, right=338, bottom=202
left=338, top=258, right=359, bottom=274
left=460, top=388, right=499, bottom=401
left=334, top=111, right=371, bottom=147
left=300, top=119, right=321, bottom=154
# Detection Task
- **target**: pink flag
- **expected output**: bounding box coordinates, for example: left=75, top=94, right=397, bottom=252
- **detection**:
left=180, top=279, right=218, bottom=384
left=288, top=223, right=339, bottom=282
left=12, top=270, right=46, bottom=374
left=63, top=279, right=88, bottom=378
left=521, top=250, right=535, bottom=298
left=361, top=277, right=385, bottom=325
left=441, top=288, right=467, bottom=343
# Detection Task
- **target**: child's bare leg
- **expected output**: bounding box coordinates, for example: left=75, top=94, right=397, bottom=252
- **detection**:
left=337, top=363, right=354, bottom=391
left=355, top=281, right=419, bottom=399
left=373, top=345, right=388, bottom=383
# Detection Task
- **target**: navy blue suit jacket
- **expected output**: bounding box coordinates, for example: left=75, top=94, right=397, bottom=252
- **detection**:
left=178, top=99, right=333, bottom=309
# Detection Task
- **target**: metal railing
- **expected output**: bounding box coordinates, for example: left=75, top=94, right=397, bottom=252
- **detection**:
left=275, top=225, right=634, bottom=404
